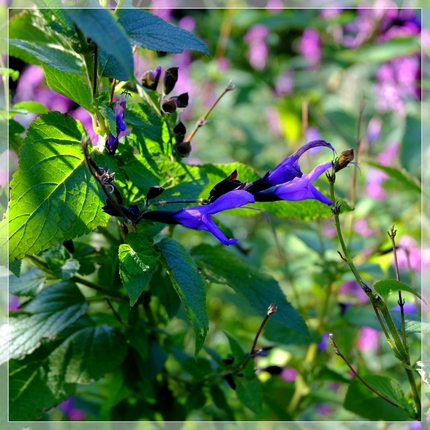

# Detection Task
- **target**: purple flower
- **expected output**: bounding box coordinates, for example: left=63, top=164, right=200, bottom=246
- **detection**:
left=339, top=280, right=368, bottom=304
left=140, top=190, right=254, bottom=246
left=274, top=70, right=293, bottom=97
left=298, top=28, right=321, bottom=69
left=318, top=332, right=330, bottom=351
left=266, top=140, right=334, bottom=186
left=106, top=92, right=130, bottom=155
left=366, top=117, right=382, bottom=143
left=253, top=161, right=333, bottom=205
left=59, top=396, right=85, bottom=420
left=392, top=302, right=417, bottom=313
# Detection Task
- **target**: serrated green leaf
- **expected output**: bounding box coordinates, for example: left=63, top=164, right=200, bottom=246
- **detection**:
left=65, top=8, right=135, bottom=81
left=344, top=375, right=411, bottom=420
left=0, top=112, right=110, bottom=264
left=9, top=267, right=46, bottom=296
left=9, top=10, right=71, bottom=66
left=9, top=39, right=83, bottom=73
left=119, top=233, right=159, bottom=306
left=210, top=384, right=235, bottom=420
left=9, top=348, right=75, bottom=421
left=224, top=332, right=254, bottom=378
left=191, top=244, right=308, bottom=336
left=47, top=324, right=128, bottom=384
left=43, top=64, right=93, bottom=112
left=98, top=102, right=118, bottom=137
left=13, top=101, right=49, bottom=115
left=118, top=9, right=209, bottom=55
left=366, top=160, right=421, bottom=194
left=2, top=281, right=88, bottom=364
left=374, top=279, right=425, bottom=304
left=46, top=257, right=80, bottom=280
left=157, top=237, right=209, bottom=358
left=235, top=375, right=263, bottom=414
left=125, top=154, right=161, bottom=192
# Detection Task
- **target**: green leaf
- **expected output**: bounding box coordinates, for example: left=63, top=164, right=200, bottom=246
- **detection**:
left=13, top=101, right=48, bottom=115
left=210, top=384, right=235, bottom=420
left=8, top=39, right=83, bottom=73
left=344, top=375, right=412, bottom=420
left=9, top=10, right=72, bottom=66
left=47, top=324, right=128, bottom=384
left=118, top=9, right=209, bottom=55
left=366, top=161, right=421, bottom=195
left=9, top=347, right=75, bottom=421
left=46, top=257, right=80, bottom=280
left=235, top=375, right=263, bottom=414
left=224, top=332, right=254, bottom=378
left=3, top=281, right=88, bottom=364
left=65, top=8, right=135, bottom=81
left=0, top=67, right=19, bottom=81
left=374, top=279, right=425, bottom=304
left=43, top=64, right=94, bottom=112
left=125, top=154, right=161, bottom=192
left=191, top=244, right=308, bottom=336
left=401, top=115, right=421, bottom=176
left=98, top=102, right=118, bottom=136
left=9, top=267, right=46, bottom=296
left=119, top=233, right=159, bottom=306
left=337, top=36, right=419, bottom=64
left=0, top=112, right=110, bottom=264
left=157, top=237, right=209, bottom=358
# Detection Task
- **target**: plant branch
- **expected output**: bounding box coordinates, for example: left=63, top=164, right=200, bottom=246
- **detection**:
left=184, top=80, right=235, bottom=144
left=328, top=334, right=404, bottom=410
left=152, top=198, right=207, bottom=207
left=104, top=297, right=127, bottom=326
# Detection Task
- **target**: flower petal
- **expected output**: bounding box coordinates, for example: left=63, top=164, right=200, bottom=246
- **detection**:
left=202, top=215, right=238, bottom=245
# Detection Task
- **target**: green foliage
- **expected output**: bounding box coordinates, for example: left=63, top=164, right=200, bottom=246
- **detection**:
left=0, top=112, right=109, bottom=263
left=4, top=4, right=423, bottom=424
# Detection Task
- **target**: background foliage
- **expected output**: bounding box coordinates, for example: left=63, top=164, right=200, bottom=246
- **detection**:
left=0, top=0, right=427, bottom=426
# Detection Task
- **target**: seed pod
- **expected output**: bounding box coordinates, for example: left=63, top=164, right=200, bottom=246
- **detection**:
left=163, top=66, right=179, bottom=95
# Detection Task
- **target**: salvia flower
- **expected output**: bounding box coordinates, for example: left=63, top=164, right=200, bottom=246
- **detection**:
left=253, top=161, right=333, bottom=205
left=139, top=190, right=254, bottom=245
left=209, top=170, right=246, bottom=202
left=106, top=91, right=130, bottom=155
left=246, top=140, right=335, bottom=193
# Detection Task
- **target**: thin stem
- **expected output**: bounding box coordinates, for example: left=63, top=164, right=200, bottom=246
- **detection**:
left=184, top=80, right=235, bottom=144
left=152, top=198, right=207, bottom=207
left=81, top=137, right=136, bottom=232
left=388, top=226, right=407, bottom=349
left=92, top=44, right=98, bottom=99
left=110, top=79, right=117, bottom=103
left=215, top=9, right=234, bottom=58
left=234, top=304, right=277, bottom=375
left=104, top=297, right=127, bottom=326
left=328, top=334, right=404, bottom=411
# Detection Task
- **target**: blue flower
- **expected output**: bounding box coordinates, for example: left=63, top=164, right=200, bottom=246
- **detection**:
left=246, top=140, right=335, bottom=193
left=106, top=91, right=130, bottom=155
left=253, top=161, right=332, bottom=205
left=139, top=190, right=254, bottom=245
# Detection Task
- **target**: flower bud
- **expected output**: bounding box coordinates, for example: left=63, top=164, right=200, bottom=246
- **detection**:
left=334, top=149, right=354, bottom=172
left=161, top=99, right=177, bottom=114
left=146, top=185, right=165, bottom=201
left=142, top=65, right=162, bottom=91
left=163, top=66, right=179, bottom=95
left=175, top=140, right=192, bottom=157
left=173, top=121, right=186, bottom=143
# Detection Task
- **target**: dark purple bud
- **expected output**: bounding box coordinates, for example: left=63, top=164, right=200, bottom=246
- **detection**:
left=209, top=170, right=244, bottom=202
left=163, top=66, right=179, bottom=95
left=106, top=133, right=119, bottom=155
left=170, top=92, right=189, bottom=108
left=261, top=365, right=283, bottom=375
left=223, top=357, right=235, bottom=365
left=224, top=373, right=236, bottom=390
left=173, top=121, right=186, bottom=143
left=161, top=99, right=177, bottom=114
left=63, top=240, right=74, bottom=254
left=102, top=200, right=124, bottom=217
left=175, top=140, right=192, bottom=158
left=142, top=65, right=162, bottom=91
left=250, top=346, right=273, bottom=357
left=128, top=205, right=140, bottom=220
left=146, top=185, right=165, bottom=201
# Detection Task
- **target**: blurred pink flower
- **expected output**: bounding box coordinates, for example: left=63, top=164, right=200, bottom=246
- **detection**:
left=133, top=52, right=149, bottom=83
left=316, top=403, right=333, bottom=416
left=244, top=25, right=270, bottom=70
left=354, top=218, right=377, bottom=238
left=216, top=57, right=230, bottom=72
left=281, top=367, right=298, bottom=382
left=9, top=294, right=19, bottom=312
left=274, top=70, right=293, bottom=96
left=298, top=28, right=321, bottom=69
left=322, top=224, right=337, bottom=238
left=365, top=168, right=387, bottom=200
left=266, top=0, right=283, bottom=13
left=377, top=142, right=399, bottom=166
left=396, top=235, right=430, bottom=273
left=151, top=0, right=177, bottom=21
left=357, top=326, right=379, bottom=352
left=265, top=106, right=282, bottom=137
left=179, top=16, right=196, bottom=32
left=366, top=117, right=382, bottom=143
